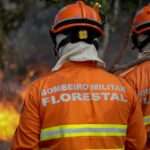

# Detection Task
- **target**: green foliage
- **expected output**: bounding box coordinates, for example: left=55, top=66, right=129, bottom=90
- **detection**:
left=0, top=2, right=25, bottom=34
left=0, top=1, right=27, bottom=67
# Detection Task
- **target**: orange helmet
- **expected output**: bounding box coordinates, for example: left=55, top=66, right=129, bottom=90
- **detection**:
left=131, top=4, right=150, bottom=51
left=50, top=0, right=104, bottom=36
left=131, top=4, right=150, bottom=35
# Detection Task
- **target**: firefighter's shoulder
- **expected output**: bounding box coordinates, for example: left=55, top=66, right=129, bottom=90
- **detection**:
left=120, top=60, right=150, bottom=77
left=113, top=58, right=150, bottom=76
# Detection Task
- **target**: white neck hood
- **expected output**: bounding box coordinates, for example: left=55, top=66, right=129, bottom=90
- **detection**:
left=52, top=41, right=105, bottom=71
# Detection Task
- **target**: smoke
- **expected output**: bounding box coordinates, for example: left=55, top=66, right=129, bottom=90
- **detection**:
left=6, top=4, right=58, bottom=68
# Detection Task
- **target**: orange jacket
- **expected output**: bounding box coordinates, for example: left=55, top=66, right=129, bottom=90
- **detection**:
left=120, top=60, right=150, bottom=132
left=11, top=62, right=146, bottom=150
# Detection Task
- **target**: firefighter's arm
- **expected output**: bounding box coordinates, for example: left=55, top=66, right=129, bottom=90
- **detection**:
left=119, top=68, right=136, bottom=89
left=11, top=85, right=40, bottom=150
left=125, top=92, right=147, bottom=150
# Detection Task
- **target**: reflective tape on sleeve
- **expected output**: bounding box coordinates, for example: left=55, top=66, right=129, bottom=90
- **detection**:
left=144, top=116, right=150, bottom=125
left=40, top=124, right=127, bottom=141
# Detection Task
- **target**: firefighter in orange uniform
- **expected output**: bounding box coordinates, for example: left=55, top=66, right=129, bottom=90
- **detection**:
left=117, top=4, right=150, bottom=149
left=11, top=1, right=146, bottom=150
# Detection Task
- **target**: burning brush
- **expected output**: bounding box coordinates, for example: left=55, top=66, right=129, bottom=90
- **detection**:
left=0, top=101, right=19, bottom=141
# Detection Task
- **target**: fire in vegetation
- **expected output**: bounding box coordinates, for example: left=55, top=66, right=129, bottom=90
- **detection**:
left=0, top=102, right=19, bottom=141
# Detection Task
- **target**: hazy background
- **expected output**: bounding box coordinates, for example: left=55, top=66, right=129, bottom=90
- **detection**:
left=0, top=0, right=149, bottom=149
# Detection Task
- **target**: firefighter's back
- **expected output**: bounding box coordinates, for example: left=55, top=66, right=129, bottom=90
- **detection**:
left=120, top=60, right=150, bottom=131
left=37, top=62, right=146, bottom=150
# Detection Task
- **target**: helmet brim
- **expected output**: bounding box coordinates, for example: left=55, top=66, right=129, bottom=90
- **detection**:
left=50, top=18, right=104, bottom=36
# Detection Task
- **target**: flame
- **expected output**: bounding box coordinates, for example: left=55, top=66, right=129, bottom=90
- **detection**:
left=0, top=102, right=20, bottom=141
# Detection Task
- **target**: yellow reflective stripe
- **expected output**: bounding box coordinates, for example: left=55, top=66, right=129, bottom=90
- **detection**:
left=42, top=124, right=127, bottom=132
left=85, top=148, right=124, bottom=150
left=144, top=116, right=150, bottom=125
left=40, top=124, right=127, bottom=141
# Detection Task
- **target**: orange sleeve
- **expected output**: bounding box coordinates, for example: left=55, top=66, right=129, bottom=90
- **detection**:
left=120, top=69, right=137, bottom=91
left=11, top=84, right=40, bottom=150
left=125, top=89, right=147, bottom=150
left=121, top=65, right=150, bottom=133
